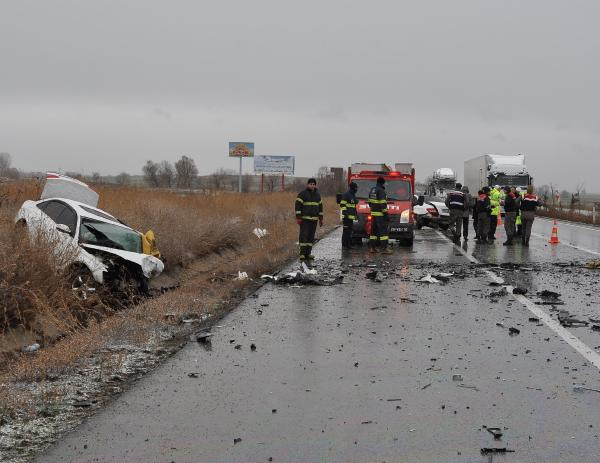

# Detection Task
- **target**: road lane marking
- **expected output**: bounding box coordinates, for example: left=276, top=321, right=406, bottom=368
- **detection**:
left=437, top=230, right=600, bottom=371
left=530, top=233, right=600, bottom=257
left=537, top=217, right=599, bottom=232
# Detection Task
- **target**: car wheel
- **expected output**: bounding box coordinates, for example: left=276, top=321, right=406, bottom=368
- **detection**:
left=71, top=268, right=99, bottom=301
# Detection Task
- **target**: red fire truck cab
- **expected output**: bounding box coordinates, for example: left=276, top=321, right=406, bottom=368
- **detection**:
left=348, top=163, right=416, bottom=246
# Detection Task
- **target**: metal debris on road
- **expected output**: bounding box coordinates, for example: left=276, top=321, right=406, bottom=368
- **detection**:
left=558, top=310, right=589, bottom=327
left=417, top=274, right=441, bottom=284
left=484, top=426, right=504, bottom=440
left=585, top=260, right=600, bottom=269
left=481, top=448, right=515, bottom=455
left=452, top=374, right=463, bottom=381
left=252, top=228, right=268, bottom=238
left=513, top=287, right=528, bottom=295
left=509, top=327, right=520, bottom=336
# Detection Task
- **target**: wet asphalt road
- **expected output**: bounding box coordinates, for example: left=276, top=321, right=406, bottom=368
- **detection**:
left=37, top=218, right=600, bottom=463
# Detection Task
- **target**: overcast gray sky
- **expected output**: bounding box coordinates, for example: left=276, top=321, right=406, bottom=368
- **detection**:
left=1, top=0, right=599, bottom=189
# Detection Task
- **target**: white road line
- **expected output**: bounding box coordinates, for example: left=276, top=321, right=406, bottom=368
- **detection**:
left=436, top=230, right=600, bottom=371
left=530, top=232, right=600, bottom=257
left=537, top=217, right=600, bottom=232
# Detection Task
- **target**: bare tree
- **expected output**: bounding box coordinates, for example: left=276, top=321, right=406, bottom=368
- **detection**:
left=157, top=161, right=175, bottom=188
left=175, top=155, right=198, bottom=189
left=91, top=172, right=101, bottom=183
left=265, top=175, right=278, bottom=192
left=537, top=184, right=551, bottom=205
left=115, top=172, right=131, bottom=185
left=210, top=168, right=233, bottom=190
left=0, top=153, right=11, bottom=177
left=142, top=160, right=160, bottom=187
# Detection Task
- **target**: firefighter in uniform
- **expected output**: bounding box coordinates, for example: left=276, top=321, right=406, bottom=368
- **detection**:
left=520, top=185, right=542, bottom=247
left=445, top=182, right=467, bottom=243
left=295, top=178, right=323, bottom=261
left=340, top=182, right=358, bottom=250
left=368, top=176, right=393, bottom=254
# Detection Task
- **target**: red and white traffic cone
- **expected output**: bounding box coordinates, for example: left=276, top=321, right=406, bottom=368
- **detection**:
left=548, top=219, right=560, bottom=244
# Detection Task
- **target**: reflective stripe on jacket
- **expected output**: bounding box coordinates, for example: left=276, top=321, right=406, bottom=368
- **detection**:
left=445, top=190, right=466, bottom=210
left=340, top=190, right=358, bottom=220
left=490, top=189, right=501, bottom=216
left=295, top=188, right=323, bottom=220
left=367, top=184, right=388, bottom=217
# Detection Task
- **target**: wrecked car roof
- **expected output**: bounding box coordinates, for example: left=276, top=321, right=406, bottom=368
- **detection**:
left=41, top=173, right=100, bottom=208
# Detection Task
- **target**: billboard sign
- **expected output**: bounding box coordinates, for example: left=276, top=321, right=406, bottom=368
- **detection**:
left=229, top=142, right=254, bottom=158
left=254, top=155, right=295, bottom=175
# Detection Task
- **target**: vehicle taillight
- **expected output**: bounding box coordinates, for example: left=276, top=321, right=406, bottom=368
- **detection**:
left=367, top=215, right=372, bottom=221
left=426, top=207, right=438, bottom=217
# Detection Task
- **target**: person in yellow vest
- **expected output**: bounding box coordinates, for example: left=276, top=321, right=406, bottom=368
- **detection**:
left=142, top=230, right=161, bottom=259
left=487, top=186, right=502, bottom=241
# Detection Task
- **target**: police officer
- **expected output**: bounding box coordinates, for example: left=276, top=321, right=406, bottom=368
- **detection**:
left=501, top=186, right=518, bottom=246
left=520, top=185, right=542, bottom=247
left=475, top=187, right=492, bottom=244
left=368, top=176, right=392, bottom=254
left=445, top=182, right=467, bottom=243
left=295, top=178, right=323, bottom=261
left=340, top=182, right=358, bottom=250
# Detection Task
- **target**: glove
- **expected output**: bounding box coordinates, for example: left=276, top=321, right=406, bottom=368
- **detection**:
left=296, top=218, right=302, bottom=225
left=319, top=218, right=323, bottom=227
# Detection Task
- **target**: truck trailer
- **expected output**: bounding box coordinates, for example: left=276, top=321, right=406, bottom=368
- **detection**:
left=347, top=163, right=416, bottom=246
left=464, top=154, right=532, bottom=194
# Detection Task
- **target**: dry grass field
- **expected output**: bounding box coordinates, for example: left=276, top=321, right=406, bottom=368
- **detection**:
left=0, top=179, right=338, bottom=368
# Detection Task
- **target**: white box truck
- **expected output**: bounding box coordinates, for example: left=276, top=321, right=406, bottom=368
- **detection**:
left=464, top=154, right=532, bottom=194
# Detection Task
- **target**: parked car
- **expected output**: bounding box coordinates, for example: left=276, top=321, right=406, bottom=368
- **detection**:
left=413, top=194, right=453, bottom=230
left=15, top=174, right=164, bottom=300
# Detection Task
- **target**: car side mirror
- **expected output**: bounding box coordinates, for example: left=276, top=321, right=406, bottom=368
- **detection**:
left=417, top=195, right=425, bottom=206
left=56, top=224, right=71, bottom=234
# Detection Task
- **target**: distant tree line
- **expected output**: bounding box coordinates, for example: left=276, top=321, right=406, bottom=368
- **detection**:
left=0, top=153, right=21, bottom=179
left=142, top=156, right=198, bottom=189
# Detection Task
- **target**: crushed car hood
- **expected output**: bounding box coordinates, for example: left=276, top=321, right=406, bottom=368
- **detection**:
left=81, top=244, right=164, bottom=278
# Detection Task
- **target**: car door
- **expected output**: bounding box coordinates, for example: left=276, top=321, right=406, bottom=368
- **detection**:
left=36, top=200, right=81, bottom=259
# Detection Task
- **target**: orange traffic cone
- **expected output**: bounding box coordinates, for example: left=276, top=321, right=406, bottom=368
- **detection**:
left=549, top=219, right=560, bottom=244
left=497, top=214, right=503, bottom=226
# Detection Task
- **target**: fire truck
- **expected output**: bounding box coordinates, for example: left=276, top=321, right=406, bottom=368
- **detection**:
left=347, top=163, right=416, bottom=246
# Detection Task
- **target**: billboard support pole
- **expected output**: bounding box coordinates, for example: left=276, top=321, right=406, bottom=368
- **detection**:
left=260, top=174, right=264, bottom=193
left=281, top=174, right=285, bottom=192
left=238, top=157, right=242, bottom=193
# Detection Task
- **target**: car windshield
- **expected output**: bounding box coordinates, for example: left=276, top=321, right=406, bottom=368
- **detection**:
left=79, top=219, right=142, bottom=253
left=355, top=179, right=412, bottom=200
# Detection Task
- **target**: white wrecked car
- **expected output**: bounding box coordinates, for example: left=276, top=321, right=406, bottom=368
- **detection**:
left=15, top=173, right=164, bottom=299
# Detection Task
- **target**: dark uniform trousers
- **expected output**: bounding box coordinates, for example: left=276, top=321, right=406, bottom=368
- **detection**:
left=370, top=216, right=389, bottom=249
left=477, top=212, right=490, bottom=240
left=299, top=220, right=318, bottom=260
left=342, top=218, right=354, bottom=248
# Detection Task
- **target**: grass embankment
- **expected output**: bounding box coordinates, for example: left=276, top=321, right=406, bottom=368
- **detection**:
left=537, top=207, right=597, bottom=225
left=0, top=180, right=337, bottom=378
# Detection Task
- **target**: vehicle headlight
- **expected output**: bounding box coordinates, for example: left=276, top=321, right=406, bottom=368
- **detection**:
left=400, top=209, right=411, bottom=223
left=141, top=256, right=165, bottom=278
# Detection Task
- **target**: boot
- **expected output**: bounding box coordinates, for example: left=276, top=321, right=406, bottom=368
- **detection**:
left=369, top=247, right=378, bottom=254
left=503, top=240, right=513, bottom=246
left=382, top=247, right=393, bottom=255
